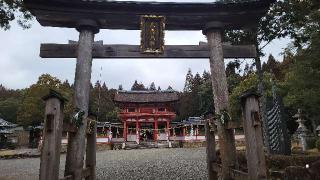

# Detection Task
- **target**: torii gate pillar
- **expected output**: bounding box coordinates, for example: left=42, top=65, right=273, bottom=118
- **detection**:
left=64, top=20, right=99, bottom=180
left=203, top=22, right=238, bottom=180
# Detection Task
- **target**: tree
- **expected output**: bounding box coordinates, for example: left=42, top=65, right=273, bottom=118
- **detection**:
left=221, top=0, right=320, bottom=140
left=62, top=80, right=71, bottom=88
left=198, top=72, right=214, bottom=116
left=192, top=73, right=202, bottom=92
left=226, top=60, right=242, bottom=93
left=282, top=33, right=320, bottom=133
left=89, top=81, right=117, bottom=122
left=177, top=70, right=214, bottom=121
left=0, top=98, right=20, bottom=123
left=102, top=82, right=108, bottom=91
left=183, top=68, right=193, bottom=92
left=131, top=80, right=146, bottom=91
left=262, top=54, right=280, bottom=74
left=0, top=0, right=33, bottom=30
left=0, top=85, right=22, bottom=123
left=202, top=71, right=211, bottom=82
left=149, top=82, right=156, bottom=91
left=167, top=86, right=173, bottom=91
left=106, top=107, right=119, bottom=122
left=0, top=84, right=21, bottom=101
left=229, top=73, right=273, bottom=122
left=16, top=74, right=66, bottom=127
left=118, top=84, right=123, bottom=90
left=131, top=80, right=139, bottom=90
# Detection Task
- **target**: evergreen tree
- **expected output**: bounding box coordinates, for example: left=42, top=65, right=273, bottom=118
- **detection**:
left=94, top=80, right=101, bottom=89
left=226, top=60, right=241, bottom=77
left=167, top=86, right=173, bottom=91
left=157, top=86, right=161, bottom=91
left=202, top=71, right=211, bottom=82
left=118, top=84, right=123, bottom=91
left=183, top=68, right=193, bottom=92
left=226, top=60, right=242, bottom=93
left=283, top=33, right=320, bottom=133
left=149, top=82, right=156, bottom=91
left=102, top=82, right=108, bottom=91
left=131, top=80, right=146, bottom=91
left=131, top=80, right=140, bottom=90
left=262, top=54, right=284, bottom=80
left=62, top=80, right=71, bottom=89
left=192, top=72, right=202, bottom=92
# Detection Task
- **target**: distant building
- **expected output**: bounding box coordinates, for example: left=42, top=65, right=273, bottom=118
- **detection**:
left=0, top=118, right=17, bottom=133
left=169, top=117, right=206, bottom=142
left=114, top=90, right=178, bottom=144
left=0, top=118, right=17, bottom=149
left=76, top=91, right=206, bottom=147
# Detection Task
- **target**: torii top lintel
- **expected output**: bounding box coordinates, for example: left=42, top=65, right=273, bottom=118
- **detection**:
left=24, top=0, right=275, bottom=30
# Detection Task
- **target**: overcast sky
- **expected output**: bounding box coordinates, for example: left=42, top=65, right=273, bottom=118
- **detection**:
left=0, top=2, right=290, bottom=91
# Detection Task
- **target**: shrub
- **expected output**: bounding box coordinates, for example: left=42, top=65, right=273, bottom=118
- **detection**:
left=306, top=137, right=317, bottom=149
left=316, top=138, right=320, bottom=150
left=6, top=142, right=16, bottom=150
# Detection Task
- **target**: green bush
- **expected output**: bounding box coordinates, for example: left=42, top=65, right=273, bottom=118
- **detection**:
left=6, top=141, right=16, bottom=150
left=306, top=137, right=317, bottom=149
left=316, top=138, right=320, bottom=150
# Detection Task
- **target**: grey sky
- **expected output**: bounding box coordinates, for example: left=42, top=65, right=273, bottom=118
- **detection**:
left=0, top=11, right=290, bottom=91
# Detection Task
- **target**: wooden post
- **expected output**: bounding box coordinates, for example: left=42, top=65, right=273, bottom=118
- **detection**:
left=40, top=90, right=66, bottom=180
left=65, top=20, right=99, bottom=180
left=205, top=119, right=218, bottom=180
left=240, top=91, right=267, bottom=180
left=86, top=116, right=97, bottom=180
left=203, top=22, right=238, bottom=179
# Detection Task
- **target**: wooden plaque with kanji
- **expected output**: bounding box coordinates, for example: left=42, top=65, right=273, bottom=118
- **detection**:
left=140, top=15, right=165, bottom=54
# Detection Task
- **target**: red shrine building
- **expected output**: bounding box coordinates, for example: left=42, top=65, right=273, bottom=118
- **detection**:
left=114, top=90, right=178, bottom=144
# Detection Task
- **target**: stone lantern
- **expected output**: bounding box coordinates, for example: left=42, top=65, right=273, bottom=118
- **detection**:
left=293, top=109, right=309, bottom=151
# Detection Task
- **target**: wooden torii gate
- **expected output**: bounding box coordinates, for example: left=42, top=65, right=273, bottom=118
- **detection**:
left=24, top=0, right=274, bottom=180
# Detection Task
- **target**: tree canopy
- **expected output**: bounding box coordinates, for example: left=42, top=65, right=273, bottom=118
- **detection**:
left=0, top=0, right=33, bottom=30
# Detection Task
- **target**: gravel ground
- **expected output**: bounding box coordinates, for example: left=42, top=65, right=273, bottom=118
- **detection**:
left=0, top=148, right=207, bottom=180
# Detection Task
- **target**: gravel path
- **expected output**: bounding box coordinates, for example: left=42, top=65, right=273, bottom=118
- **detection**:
left=0, top=148, right=207, bottom=180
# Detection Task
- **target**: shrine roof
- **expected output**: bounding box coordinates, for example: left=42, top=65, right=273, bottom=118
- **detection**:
left=114, top=90, right=179, bottom=103
left=0, top=118, right=17, bottom=128
left=24, top=0, right=275, bottom=30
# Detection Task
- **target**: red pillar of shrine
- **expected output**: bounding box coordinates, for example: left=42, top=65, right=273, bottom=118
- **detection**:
left=123, top=121, right=127, bottom=142
left=166, top=120, right=170, bottom=137
left=136, top=120, right=139, bottom=144
left=194, top=125, right=198, bottom=140
left=154, top=118, right=158, bottom=142
left=182, top=126, right=186, bottom=136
